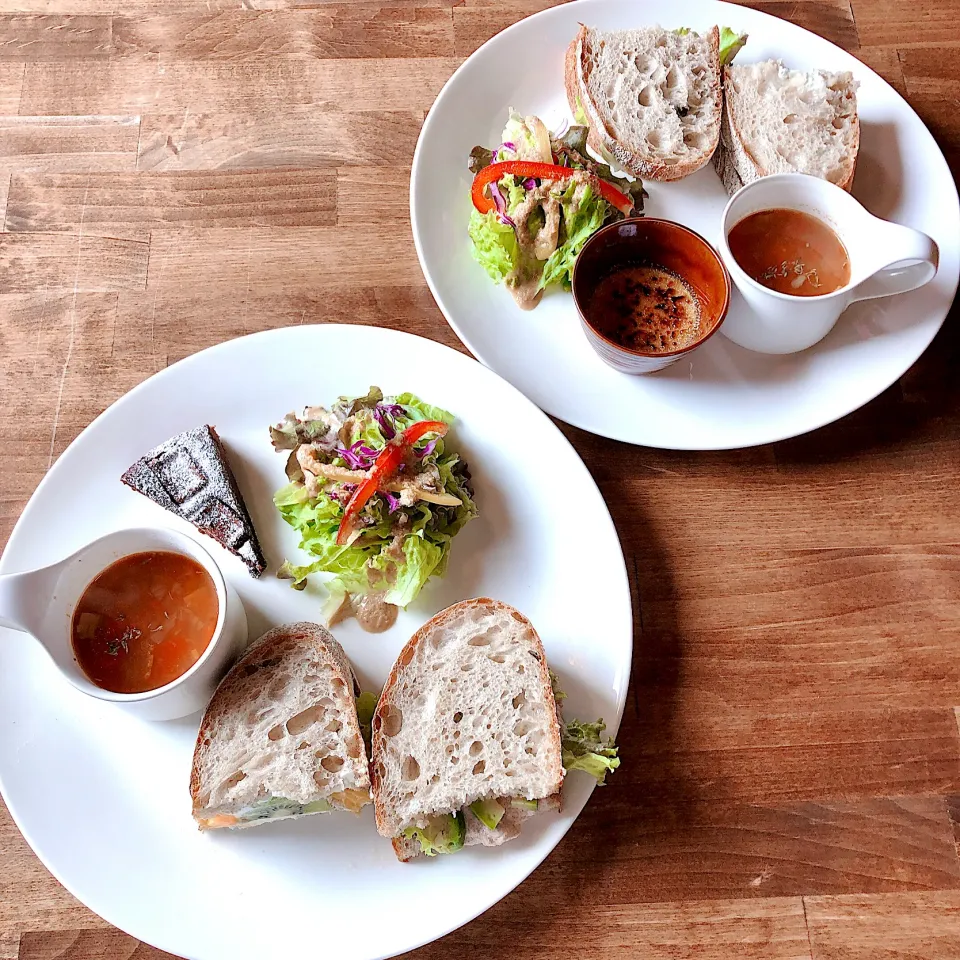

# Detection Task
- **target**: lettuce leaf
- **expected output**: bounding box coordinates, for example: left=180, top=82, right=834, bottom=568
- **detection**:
left=468, top=209, right=520, bottom=284
left=393, top=393, right=455, bottom=427
left=538, top=180, right=608, bottom=291
left=550, top=672, right=621, bottom=785
left=561, top=718, right=620, bottom=785
left=356, top=691, right=378, bottom=754
left=573, top=93, right=589, bottom=127
left=719, top=26, right=747, bottom=65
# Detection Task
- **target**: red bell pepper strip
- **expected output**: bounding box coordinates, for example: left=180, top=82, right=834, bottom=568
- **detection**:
left=471, top=161, right=634, bottom=218
left=335, top=421, right=449, bottom=545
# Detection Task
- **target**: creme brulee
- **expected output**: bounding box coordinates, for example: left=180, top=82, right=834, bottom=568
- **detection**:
left=728, top=208, right=851, bottom=297
left=71, top=551, right=218, bottom=693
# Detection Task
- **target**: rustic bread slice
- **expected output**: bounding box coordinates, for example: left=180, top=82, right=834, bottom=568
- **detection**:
left=714, top=59, right=859, bottom=195
left=190, top=622, right=371, bottom=829
left=565, top=24, right=722, bottom=181
left=371, top=598, right=563, bottom=857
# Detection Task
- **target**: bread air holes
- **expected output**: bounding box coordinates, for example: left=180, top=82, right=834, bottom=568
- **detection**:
left=325, top=719, right=342, bottom=733
left=683, top=131, right=708, bottom=151
left=402, top=755, right=420, bottom=781
left=454, top=711, right=463, bottom=723
left=472, top=760, right=486, bottom=775
left=665, top=64, right=681, bottom=91
left=468, top=631, right=492, bottom=646
left=646, top=130, right=664, bottom=153
left=268, top=724, right=286, bottom=741
left=286, top=703, right=324, bottom=736
left=514, top=720, right=532, bottom=737
left=469, top=740, right=483, bottom=757
left=784, top=114, right=800, bottom=125
left=380, top=705, right=402, bottom=737
left=221, top=771, right=246, bottom=791
left=634, top=55, right=656, bottom=75
left=637, top=85, right=655, bottom=108
left=321, top=756, right=344, bottom=773
left=513, top=691, right=526, bottom=710
left=347, top=735, right=362, bottom=759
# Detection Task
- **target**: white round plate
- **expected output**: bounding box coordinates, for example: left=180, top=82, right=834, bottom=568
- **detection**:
left=0, top=326, right=631, bottom=960
left=411, top=0, right=960, bottom=449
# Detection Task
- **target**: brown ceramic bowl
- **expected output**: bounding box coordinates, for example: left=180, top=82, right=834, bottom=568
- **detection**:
left=572, top=218, right=731, bottom=374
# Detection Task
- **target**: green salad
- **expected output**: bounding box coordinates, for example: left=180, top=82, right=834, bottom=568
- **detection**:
left=467, top=112, right=646, bottom=310
left=270, top=387, right=477, bottom=624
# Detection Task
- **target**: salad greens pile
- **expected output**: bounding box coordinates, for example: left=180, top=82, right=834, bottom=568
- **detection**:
left=270, top=387, right=477, bottom=619
left=467, top=112, right=646, bottom=308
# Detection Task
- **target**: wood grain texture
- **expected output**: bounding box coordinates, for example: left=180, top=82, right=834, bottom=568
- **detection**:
left=111, top=9, right=455, bottom=60
left=805, top=891, right=960, bottom=958
left=0, top=117, right=140, bottom=174
left=1, top=0, right=960, bottom=959
left=0, top=15, right=112, bottom=60
left=19, top=59, right=461, bottom=114
left=0, top=62, right=23, bottom=112
left=5, top=171, right=338, bottom=238
left=136, top=110, right=423, bottom=171
left=0, top=233, right=148, bottom=292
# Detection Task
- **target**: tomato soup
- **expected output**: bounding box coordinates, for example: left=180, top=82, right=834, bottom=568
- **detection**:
left=71, top=551, right=218, bottom=693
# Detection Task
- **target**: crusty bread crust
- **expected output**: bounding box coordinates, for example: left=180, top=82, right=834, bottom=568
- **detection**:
left=568, top=24, right=721, bottom=182
left=563, top=31, right=582, bottom=126
left=189, top=622, right=363, bottom=816
left=370, top=598, right=563, bottom=844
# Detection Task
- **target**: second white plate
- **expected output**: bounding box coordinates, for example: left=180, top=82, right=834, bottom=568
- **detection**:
left=411, top=0, right=960, bottom=449
left=0, top=325, right=631, bottom=960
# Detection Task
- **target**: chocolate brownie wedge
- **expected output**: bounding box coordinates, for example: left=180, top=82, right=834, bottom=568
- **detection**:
left=122, top=425, right=267, bottom=577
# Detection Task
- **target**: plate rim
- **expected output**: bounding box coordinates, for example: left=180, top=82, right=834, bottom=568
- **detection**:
left=0, top=322, right=634, bottom=960
left=409, top=0, right=960, bottom=450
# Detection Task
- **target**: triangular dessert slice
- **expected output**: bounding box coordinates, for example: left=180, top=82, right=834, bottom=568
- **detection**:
left=122, top=425, right=267, bottom=577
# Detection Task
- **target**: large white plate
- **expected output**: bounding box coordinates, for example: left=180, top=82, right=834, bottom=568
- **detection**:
left=411, top=0, right=960, bottom=449
left=0, top=326, right=631, bottom=960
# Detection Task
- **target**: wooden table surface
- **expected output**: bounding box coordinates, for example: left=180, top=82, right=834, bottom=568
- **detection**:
left=1, top=0, right=959, bottom=957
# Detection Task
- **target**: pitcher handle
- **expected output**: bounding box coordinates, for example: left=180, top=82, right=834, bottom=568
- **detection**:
left=851, top=225, right=939, bottom=303
left=0, top=567, right=54, bottom=635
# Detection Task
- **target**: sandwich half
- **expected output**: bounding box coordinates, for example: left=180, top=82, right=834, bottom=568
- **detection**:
left=565, top=25, right=725, bottom=181
left=714, top=59, right=859, bottom=195
left=372, top=598, right=620, bottom=860
left=190, top=622, right=372, bottom=829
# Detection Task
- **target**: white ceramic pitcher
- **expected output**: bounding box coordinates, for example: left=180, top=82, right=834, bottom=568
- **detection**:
left=0, top=527, right=247, bottom=720
left=719, top=173, right=939, bottom=354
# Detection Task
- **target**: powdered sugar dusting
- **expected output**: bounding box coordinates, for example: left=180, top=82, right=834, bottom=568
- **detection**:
left=121, top=425, right=267, bottom=577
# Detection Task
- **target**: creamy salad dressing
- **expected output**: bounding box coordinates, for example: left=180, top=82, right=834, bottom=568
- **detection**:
left=328, top=590, right=399, bottom=633
left=506, top=172, right=596, bottom=310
